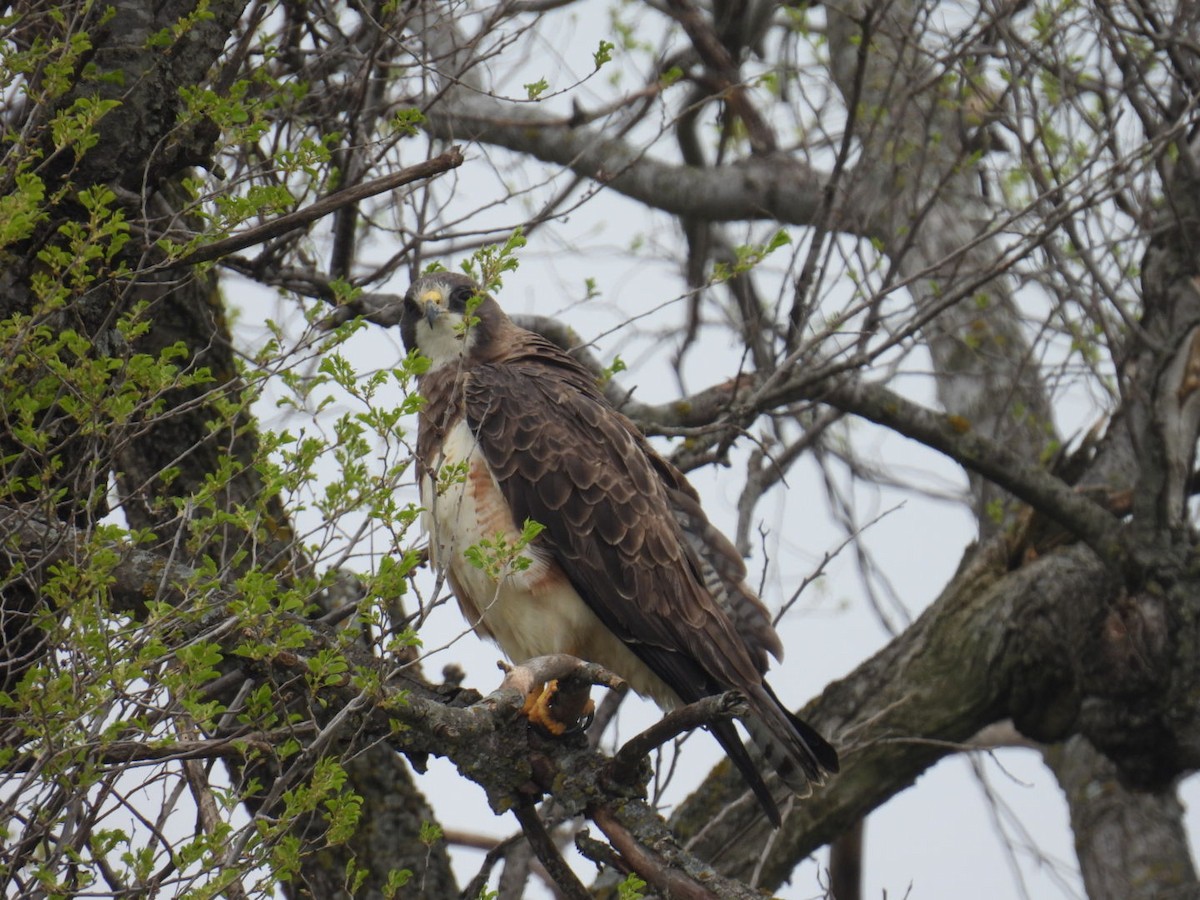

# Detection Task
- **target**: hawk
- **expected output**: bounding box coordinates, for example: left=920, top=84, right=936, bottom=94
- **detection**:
left=401, top=272, right=837, bottom=824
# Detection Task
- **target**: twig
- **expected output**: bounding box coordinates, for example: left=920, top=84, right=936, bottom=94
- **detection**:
left=611, top=692, right=746, bottom=784
left=775, top=502, right=905, bottom=627
left=586, top=689, right=626, bottom=751
left=574, top=827, right=627, bottom=873
left=454, top=829, right=563, bottom=900
left=511, top=802, right=590, bottom=900
left=174, top=148, right=464, bottom=266
left=458, top=831, right=525, bottom=900
left=591, top=806, right=717, bottom=900
left=183, top=769, right=249, bottom=899
left=0, top=732, right=293, bottom=773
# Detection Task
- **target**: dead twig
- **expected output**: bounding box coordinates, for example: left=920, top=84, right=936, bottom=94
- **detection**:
left=511, top=802, right=589, bottom=900
left=611, top=692, right=747, bottom=785
left=174, top=149, right=464, bottom=267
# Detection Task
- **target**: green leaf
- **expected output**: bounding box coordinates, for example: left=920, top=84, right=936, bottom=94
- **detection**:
left=392, top=107, right=425, bottom=136
left=594, top=39, right=615, bottom=69
left=618, top=873, right=647, bottom=900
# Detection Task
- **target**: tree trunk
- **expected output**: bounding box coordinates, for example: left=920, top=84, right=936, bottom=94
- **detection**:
left=0, top=2, right=456, bottom=895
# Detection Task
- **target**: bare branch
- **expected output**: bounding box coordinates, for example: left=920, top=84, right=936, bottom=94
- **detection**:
left=421, top=93, right=858, bottom=231
left=591, top=806, right=719, bottom=900
left=511, top=803, right=589, bottom=900
left=611, top=693, right=748, bottom=785
left=174, top=149, right=465, bottom=267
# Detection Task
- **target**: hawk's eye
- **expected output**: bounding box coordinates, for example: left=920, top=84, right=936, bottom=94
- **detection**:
left=448, top=285, right=476, bottom=312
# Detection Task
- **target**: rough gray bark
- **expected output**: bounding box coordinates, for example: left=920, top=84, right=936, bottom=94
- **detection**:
left=423, top=92, right=843, bottom=231
left=1047, top=737, right=1197, bottom=900
left=667, top=514, right=1196, bottom=893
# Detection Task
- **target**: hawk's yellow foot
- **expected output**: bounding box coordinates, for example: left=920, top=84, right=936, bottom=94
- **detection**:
left=521, top=678, right=596, bottom=736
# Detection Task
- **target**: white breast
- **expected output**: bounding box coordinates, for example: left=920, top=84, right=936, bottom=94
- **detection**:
left=421, top=418, right=677, bottom=707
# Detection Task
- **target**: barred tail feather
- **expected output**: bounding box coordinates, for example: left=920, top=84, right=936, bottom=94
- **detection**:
left=746, top=684, right=839, bottom=799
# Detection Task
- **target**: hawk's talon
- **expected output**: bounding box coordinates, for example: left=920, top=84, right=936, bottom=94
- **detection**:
left=570, top=706, right=596, bottom=735
left=554, top=699, right=596, bottom=737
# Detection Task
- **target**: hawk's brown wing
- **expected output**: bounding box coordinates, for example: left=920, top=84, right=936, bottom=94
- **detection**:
left=465, top=353, right=760, bottom=691
left=461, top=333, right=835, bottom=821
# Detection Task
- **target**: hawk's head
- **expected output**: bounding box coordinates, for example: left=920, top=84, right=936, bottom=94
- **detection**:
left=401, top=272, right=500, bottom=370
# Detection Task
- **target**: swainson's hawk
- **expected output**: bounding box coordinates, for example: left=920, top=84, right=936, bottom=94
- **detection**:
left=401, top=272, right=837, bottom=824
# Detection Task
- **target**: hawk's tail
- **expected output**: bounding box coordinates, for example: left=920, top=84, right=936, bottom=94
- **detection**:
left=746, top=683, right=839, bottom=799
left=699, top=686, right=838, bottom=827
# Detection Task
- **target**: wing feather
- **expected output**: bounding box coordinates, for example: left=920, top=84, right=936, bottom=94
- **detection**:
left=462, top=352, right=764, bottom=696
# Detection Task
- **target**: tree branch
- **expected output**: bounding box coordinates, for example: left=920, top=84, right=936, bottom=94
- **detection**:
left=421, top=93, right=865, bottom=232
left=511, top=803, right=590, bottom=900
left=174, top=149, right=465, bottom=266
left=669, top=537, right=1192, bottom=889
left=620, top=363, right=1124, bottom=565
left=590, top=806, right=719, bottom=900
left=1046, top=735, right=1198, bottom=899
left=611, top=692, right=748, bottom=785
left=815, top=378, right=1124, bottom=565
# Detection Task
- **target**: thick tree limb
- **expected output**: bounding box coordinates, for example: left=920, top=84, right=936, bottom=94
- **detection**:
left=672, top=535, right=1195, bottom=890
left=622, top=364, right=1123, bottom=564
left=1046, top=736, right=1198, bottom=900
left=420, top=92, right=861, bottom=232
left=815, top=379, right=1124, bottom=564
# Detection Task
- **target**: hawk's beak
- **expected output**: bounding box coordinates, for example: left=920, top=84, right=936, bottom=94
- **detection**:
left=418, top=288, right=444, bottom=327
